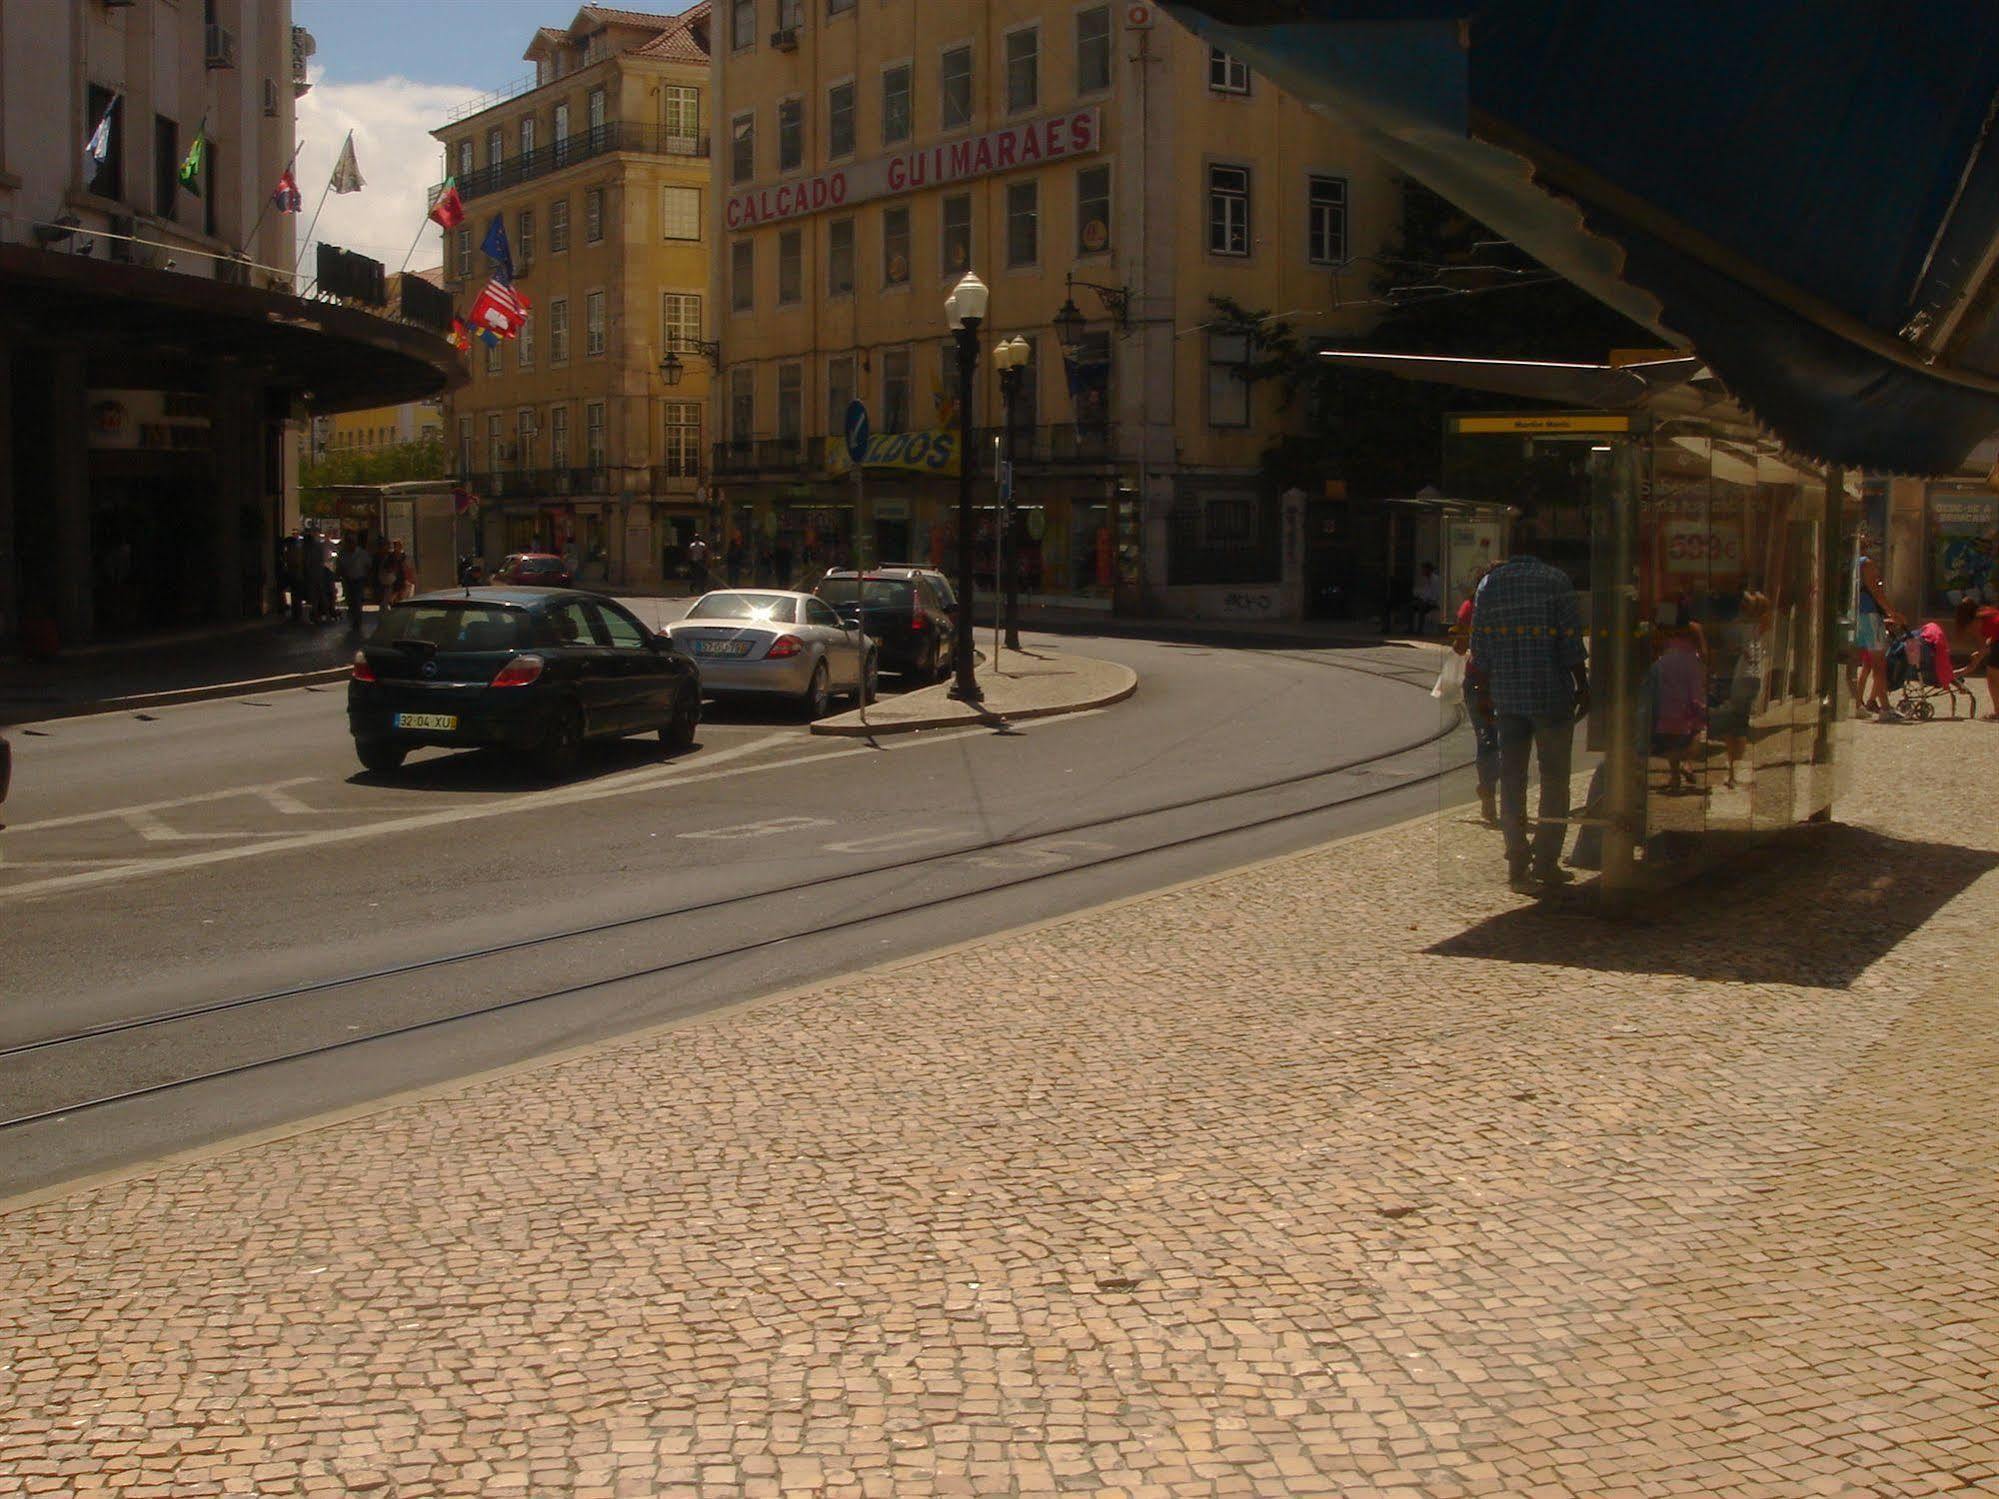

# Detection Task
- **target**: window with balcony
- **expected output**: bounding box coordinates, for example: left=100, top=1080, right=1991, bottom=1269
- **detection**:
left=486, top=126, right=504, bottom=166
left=729, top=367, right=754, bottom=443
left=486, top=413, right=503, bottom=467
left=518, top=317, right=535, bottom=369
left=827, top=217, right=855, bottom=295
left=778, top=98, right=803, bottom=173
left=882, top=63, right=912, bottom=146
left=550, top=405, right=570, bottom=466
left=662, top=292, right=702, bottom=352
left=1208, top=163, right=1251, bottom=256
left=519, top=115, right=536, bottom=157
left=1005, top=26, right=1039, bottom=114
left=456, top=138, right=473, bottom=177
left=941, top=45, right=973, bottom=130
left=553, top=102, right=571, bottom=162
left=661, top=402, right=702, bottom=476
left=1076, top=6, right=1112, bottom=94
left=585, top=289, right=606, bottom=357
left=1076, top=164, right=1112, bottom=255
left=1006, top=180, right=1039, bottom=268
left=660, top=85, right=700, bottom=147
left=661, top=186, right=701, bottom=239
left=941, top=193, right=972, bottom=276
left=827, top=355, right=855, bottom=431
left=881, top=349, right=912, bottom=434
left=587, top=87, right=606, bottom=135
left=550, top=297, right=570, bottom=363
left=585, top=402, right=606, bottom=468
left=731, top=111, right=755, bottom=184
left=777, top=363, right=804, bottom=443
left=585, top=187, right=604, bottom=243
left=550, top=197, right=569, bottom=253
left=456, top=227, right=473, bottom=277
left=1307, top=175, right=1347, bottom=265
left=778, top=229, right=803, bottom=305
left=731, top=240, right=754, bottom=313
left=828, top=81, right=856, bottom=159
left=518, top=208, right=535, bottom=269
left=883, top=205, right=911, bottom=287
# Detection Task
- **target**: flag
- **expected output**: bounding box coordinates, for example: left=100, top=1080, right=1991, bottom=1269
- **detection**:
left=452, top=486, right=478, bottom=516
left=329, top=130, right=364, bottom=194
left=177, top=119, right=207, bottom=197
left=84, top=95, right=118, bottom=174
left=428, top=178, right=465, bottom=230
left=448, top=317, right=471, bottom=352
left=470, top=277, right=530, bottom=339
left=271, top=167, right=302, bottom=214
left=476, top=327, right=500, bottom=349
left=479, top=213, right=514, bottom=284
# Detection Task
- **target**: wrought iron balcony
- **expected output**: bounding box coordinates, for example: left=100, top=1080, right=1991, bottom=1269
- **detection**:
left=447, top=125, right=710, bottom=204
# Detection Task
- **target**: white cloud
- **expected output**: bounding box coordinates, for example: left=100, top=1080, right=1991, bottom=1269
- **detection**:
left=294, top=70, right=480, bottom=278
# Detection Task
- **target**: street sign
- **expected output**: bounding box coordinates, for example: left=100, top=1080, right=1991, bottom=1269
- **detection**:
left=843, top=400, right=871, bottom=462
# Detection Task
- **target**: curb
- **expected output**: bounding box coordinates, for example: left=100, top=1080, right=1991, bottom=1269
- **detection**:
left=2, top=666, right=354, bottom=726
left=808, top=667, right=1138, bottom=737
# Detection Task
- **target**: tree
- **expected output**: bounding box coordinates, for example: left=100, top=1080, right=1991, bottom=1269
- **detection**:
left=300, top=433, right=448, bottom=494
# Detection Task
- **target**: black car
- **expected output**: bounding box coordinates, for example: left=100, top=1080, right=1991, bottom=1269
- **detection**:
left=814, top=572, right=955, bottom=679
left=348, top=588, right=700, bottom=777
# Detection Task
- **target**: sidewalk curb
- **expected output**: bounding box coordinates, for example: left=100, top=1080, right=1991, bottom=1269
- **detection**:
left=2, top=666, right=355, bottom=726
left=808, top=666, right=1138, bottom=737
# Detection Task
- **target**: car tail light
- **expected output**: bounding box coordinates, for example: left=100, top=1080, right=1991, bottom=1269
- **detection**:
left=490, top=653, right=546, bottom=688
left=351, top=651, right=377, bottom=683
left=910, top=612, right=927, bottom=631
left=766, top=634, right=804, bottom=659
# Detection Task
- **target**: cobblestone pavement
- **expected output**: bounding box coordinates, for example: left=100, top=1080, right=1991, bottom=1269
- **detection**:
left=3, top=720, right=1997, bottom=1497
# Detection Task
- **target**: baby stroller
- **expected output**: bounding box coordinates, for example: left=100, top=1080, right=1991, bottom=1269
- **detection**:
left=1885, top=622, right=1976, bottom=720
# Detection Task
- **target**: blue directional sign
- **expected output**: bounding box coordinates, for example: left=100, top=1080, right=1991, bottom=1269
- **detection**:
left=843, top=400, right=871, bottom=464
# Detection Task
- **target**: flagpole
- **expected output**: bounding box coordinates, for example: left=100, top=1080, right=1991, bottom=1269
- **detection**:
left=293, top=174, right=335, bottom=277
left=397, top=212, right=434, bottom=275
left=241, top=136, right=304, bottom=265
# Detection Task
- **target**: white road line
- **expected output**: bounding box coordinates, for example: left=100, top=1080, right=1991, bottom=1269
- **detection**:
left=122, top=809, right=296, bottom=844
left=0, top=718, right=1048, bottom=903
left=4, top=778, right=321, bottom=834
left=255, top=786, right=323, bottom=815
left=679, top=815, right=834, bottom=841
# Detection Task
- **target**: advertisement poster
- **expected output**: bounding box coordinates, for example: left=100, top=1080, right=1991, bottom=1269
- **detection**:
left=1928, top=494, right=1998, bottom=609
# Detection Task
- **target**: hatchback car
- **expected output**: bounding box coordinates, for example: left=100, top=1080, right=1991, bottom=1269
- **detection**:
left=348, top=589, right=700, bottom=777
left=492, top=552, right=573, bottom=588
left=664, top=590, right=877, bottom=719
left=814, top=572, right=955, bottom=680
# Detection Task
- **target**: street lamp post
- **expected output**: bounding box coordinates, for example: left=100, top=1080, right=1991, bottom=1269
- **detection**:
left=945, top=271, right=989, bottom=702
left=992, top=335, right=1031, bottom=651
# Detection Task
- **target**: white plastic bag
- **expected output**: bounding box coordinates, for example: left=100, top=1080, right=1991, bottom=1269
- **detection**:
left=1430, top=651, right=1466, bottom=699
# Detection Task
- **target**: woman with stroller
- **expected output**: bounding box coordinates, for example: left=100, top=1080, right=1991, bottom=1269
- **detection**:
left=1954, top=597, right=1999, bottom=719
left=1851, top=535, right=1902, bottom=719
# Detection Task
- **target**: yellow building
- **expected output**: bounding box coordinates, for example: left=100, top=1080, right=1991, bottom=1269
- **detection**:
left=709, top=0, right=1402, bottom=614
left=434, top=3, right=714, bottom=589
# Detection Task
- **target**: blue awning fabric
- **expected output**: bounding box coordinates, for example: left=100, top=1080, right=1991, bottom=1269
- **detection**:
left=1163, top=2, right=1999, bottom=475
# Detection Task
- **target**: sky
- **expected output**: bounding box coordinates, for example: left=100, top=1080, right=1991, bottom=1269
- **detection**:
left=291, top=0, right=619, bottom=273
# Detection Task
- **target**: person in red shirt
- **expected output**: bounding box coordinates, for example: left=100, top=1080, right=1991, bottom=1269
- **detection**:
left=1954, top=597, right=1999, bottom=719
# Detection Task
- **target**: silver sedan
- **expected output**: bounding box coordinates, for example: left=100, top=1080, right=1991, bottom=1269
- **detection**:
left=666, top=590, right=878, bottom=720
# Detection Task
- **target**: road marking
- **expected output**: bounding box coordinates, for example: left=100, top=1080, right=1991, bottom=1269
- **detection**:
left=960, top=838, right=1115, bottom=870
left=255, top=785, right=323, bottom=815
left=122, top=809, right=296, bottom=844
left=5, top=778, right=321, bottom=834
left=679, top=815, right=834, bottom=842
left=823, top=826, right=956, bottom=855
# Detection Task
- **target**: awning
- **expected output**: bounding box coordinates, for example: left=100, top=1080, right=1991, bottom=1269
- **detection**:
left=1316, top=350, right=1704, bottom=409
left=1163, top=2, right=1999, bottom=476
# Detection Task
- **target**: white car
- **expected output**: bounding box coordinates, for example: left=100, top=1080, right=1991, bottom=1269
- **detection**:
left=666, top=590, right=878, bottom=720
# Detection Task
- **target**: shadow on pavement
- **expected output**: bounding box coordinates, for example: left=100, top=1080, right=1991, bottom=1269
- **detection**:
left=1428, top=824, right=1999, bottom=989
left=347, top=735, right=695, bottom=794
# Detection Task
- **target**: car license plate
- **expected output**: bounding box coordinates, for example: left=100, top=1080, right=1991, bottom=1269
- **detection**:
left=693, top=639, right=751, bottom=656
left=394, top=713, right=458, bottom=731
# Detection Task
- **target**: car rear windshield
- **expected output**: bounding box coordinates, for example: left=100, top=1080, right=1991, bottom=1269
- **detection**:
left=687, top=592, right=798, bottom=623
left=818, top=578, right=916, bottom=608
left=518, top=558, right=562, bottom=572
left=372, top=603, right=532, bottom=652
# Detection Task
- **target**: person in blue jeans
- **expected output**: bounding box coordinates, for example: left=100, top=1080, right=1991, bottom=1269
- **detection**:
left=1469, top=555, right=1591, bottom=893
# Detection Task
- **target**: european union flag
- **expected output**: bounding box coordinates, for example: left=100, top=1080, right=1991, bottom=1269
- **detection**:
left=480, top=213, right=514, bottom=284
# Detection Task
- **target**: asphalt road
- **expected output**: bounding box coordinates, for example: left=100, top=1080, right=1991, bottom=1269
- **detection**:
left=0, top=618, right=1455, bottom=1194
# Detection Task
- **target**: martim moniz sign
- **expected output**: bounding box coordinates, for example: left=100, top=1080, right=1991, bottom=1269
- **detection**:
left=725, top=107, right=1102, bottom=232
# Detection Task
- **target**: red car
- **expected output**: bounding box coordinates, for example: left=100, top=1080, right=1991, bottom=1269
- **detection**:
left=493, top=552, right=573, bottom=588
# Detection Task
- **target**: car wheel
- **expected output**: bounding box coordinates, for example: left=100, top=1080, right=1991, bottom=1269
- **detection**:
left=355, top=738, right=406, bottom=775
left=532, top=699, right=585, bottom=779
left=921, top=636, right=941, bottom=682
left=858, top=651, right=880, bottom=705
left=799, top=661, right=831, bottom=721
left=661, top=685, right=700, bottom=750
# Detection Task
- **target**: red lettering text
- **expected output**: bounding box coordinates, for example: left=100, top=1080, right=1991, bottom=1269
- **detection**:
left=996, top=131, right=1018, bottom=168
left=972, top=136, right=994, bottom=174
left=949, top=141, right=973, bottom=177
left=1071, top=110, right=1096, bottom=154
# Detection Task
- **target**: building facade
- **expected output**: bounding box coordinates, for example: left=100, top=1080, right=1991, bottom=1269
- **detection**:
left=436, top=3, right=716, bottom=592
left=708, top=0, right=1401, bottom=614
left=0, top=0, right=458, bottom=651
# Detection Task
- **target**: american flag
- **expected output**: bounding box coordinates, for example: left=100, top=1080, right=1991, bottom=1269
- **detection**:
left=470, top=277, right=530, bottom=339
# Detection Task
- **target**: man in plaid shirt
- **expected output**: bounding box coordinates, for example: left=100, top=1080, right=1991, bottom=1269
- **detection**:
left=1468, top=555, right=1591, bottom=892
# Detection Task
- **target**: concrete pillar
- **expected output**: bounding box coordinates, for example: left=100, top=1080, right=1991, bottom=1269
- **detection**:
left=0, top=340, right=15, bottom=649
left=209, top=363, right=248, bottom=621
left=51, top=349, right=92, bottom=647
left=1884, top=475, right=1926, bottom=620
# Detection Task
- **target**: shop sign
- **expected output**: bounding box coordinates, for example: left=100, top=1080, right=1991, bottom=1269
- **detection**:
left=861, top=429, right=961, bottom=477
left=1450, top=413, right=1631, bottom=435
left=85, top=389, right=211, bottom=451
left=725, top=107, right=1101, bottom=230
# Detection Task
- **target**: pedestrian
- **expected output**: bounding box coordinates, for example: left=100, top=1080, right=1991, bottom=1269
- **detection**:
left=725, top=535, right=745, bottom=586
left=1650, top=614, right=1708, bottom=795
left=280, top=532, right=305, bottom=622
left=1954, top=596, right=1999, bottom=719
left=299, top=530, right=328, bottom=623
left=341, top=533, right=373, bottom=632
left=388, top=539, right=415, bottom=604
left=1450, top=565, right=1498, bottom=824
left=372, top=535, right=395, bottom=605
left=1469, top=554, right=1591, bottom=894
left=1412, top=562, right=1442, bottom=636
left=1851, top=534, right=1900, bottom=719
left=687, top=534, right=711, bottom=594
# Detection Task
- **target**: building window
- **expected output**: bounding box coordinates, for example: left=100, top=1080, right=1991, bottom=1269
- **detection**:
left=517, top=316, right=535, bottom=369
left=154, top=114, right=179, bottom=218
left=86, top=85, right=123, bottom=200
left=731, top=112, right=755, bottom=185
left=486, top=412, right=504, bottom=467
left=731, top=240, right=754, bottom=313
left=486, top=126, right=504, bottom=166
left=881, top=348, right=911, bottom=434
left=730, top=0, right=755, bottom=49
left=519, top=114, right=537, bottom=157
left=554, top=102, right=571, bottom=161
left=585, top=289, right=606, bottom=357
left=661, top=401, right=702, bottom=476
left=1006, top=181, right=1038, bottom=268
left=1209, top=48, right=1251, bottom=94
left=941, top=193, right=972, bottom=276
left=1076, top=7, right=1112, bottom=94
left=1308, top=175, right=1347, bottom=265
left=883, top=205, right=911, bottom=286
left=550, top=197, right=569, bottom=253
left=517, top=408, right=536, bottom=468
left=456, top=227, right=473, bottom=277
left=826, top=0, right=855, bottom=14
left=1067, top=331, right=1112, bottom=427
left=729, top=366, right=754, bottom=444
left=941, top=45, right=974, bottom=131
left=1207, top=332, right=1250, bottom=426
left=517, top=208, right=535, bottom=269
left=1004, top=335, right=1039, bottom=430
left=660, top=187, right=700, bottom=240
left=457, top=416, right=473, bottom=475
left=661, top=292, right=702, bottom=353
left=585, top=187, right=604, bottom=243
left=1005, top=27, right=1039, bottom=114
left=777, top=98, right=803, bottom=173
left=1076, top=165, right=1112, bottom=256
left=456, top=138, right=473, bottom=177
left=777, top=0, right=803, bottom=30
left=778, top=229, right=803, bottom=305
left=828, top=217, right=855, bottom=295
left=550, top=405, right=570, bottom=467
left=882, top=63, right=912, bottom=146
left=587, top=87, right=606, bottom=136
left=1208, top=164, right=1251, bottom=256
left=828, top=81, right=856, bottom=159
left=550, top=297, right=570, bottom=363
left=585, top=402, right=606, bottom=469
left=661, top=85, right=700, bottom=145
left=827, top=354, right=855, bottom=432
left=777, top=363, right=804, bottom=443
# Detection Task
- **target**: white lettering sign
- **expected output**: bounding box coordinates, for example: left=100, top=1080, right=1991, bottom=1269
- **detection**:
left=726, top=108, right=1101, bottom=231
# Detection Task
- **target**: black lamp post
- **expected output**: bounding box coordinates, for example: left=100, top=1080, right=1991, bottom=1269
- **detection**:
left=945, top=271, right=989, bottom=702
left=992, top=335, right=1030, bottom=652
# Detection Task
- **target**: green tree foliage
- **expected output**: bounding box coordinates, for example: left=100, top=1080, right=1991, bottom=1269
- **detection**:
left=300, top=434, right=448, bottom=495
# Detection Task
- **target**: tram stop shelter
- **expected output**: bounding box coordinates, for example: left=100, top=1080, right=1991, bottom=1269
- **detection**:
left=308, top=482, right=469, bottom=596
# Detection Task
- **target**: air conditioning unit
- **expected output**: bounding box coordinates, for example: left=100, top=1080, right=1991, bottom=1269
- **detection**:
left=770, top=27, right=799, bottom=50
left=205, top=23, right=238, bottom=69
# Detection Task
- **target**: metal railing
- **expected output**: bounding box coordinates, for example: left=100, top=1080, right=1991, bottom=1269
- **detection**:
left=709, top=438, right=810, bottom=476
left=443, top=74, right=541, bottom=126
left=649, top=464, right=704, bottom=492
left=463, top=467, right=611, bottom=498
left=447, top=125, right=710, bottom=203
left=970, top=422, right=1118, bottom=467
